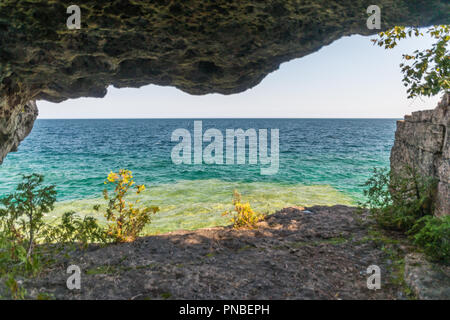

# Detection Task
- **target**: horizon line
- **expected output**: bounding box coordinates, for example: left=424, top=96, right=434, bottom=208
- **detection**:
left=36, top=117, right=403, bottom=120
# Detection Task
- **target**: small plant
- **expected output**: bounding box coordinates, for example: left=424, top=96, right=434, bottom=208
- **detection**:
left=101, top=170, right=159, bottom=242
left=362, top=167, right=436, bottom=231
left=43, top=211, right=109, bottom=248
left=361, top=167, right=448, bottom=263
left=0, top=174, right=112, bottom=299
left=409, top=215, right=450, bottom=263
left=222, top=190, right=264, bottom=229
left=0, top=174, right=56, bottom=258
left=361, top=167, right=392, bottom=211
left=5, top=275, right=26, bottom=300
left=0, top=232, right=35, bottom=274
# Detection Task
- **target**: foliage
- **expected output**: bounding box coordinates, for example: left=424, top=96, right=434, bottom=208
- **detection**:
left=0, top=224, right=42, bottom=299
left=0, top=174, right=109, bottom=299
left=4, top=275, right=26, bottom=300
left=0, top=230, right=42, bottom=276
left=361, top=167, right=449, bottom=263
left=42, top=211, right=109, bottom=248
left=0, top=174, right=56, bottom=258
left=102, top=170, right=159, bottom=242
left=362, top=167, right=436, bottom=231
left=409, top=215, right=450, bottom=263
left=372, top=25, right=449, bottom=98
left=361, top=167, right=392, bottom=210
left=222, top=190, right=265, bottom=229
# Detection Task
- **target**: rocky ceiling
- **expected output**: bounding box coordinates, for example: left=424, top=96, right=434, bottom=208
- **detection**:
left=0, top=0, right=449, bottom=163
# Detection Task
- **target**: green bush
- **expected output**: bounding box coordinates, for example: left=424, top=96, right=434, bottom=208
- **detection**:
left=362, top=167, right=436, bottom=231
left=409, top=215, right=450, bottom=263
left=362, top=167, right=449, bottom=263
left=0, top=174, right=109, bottom=298
left=0, top=174, right=56, bottom=258
left=361, top=167, right=392, bottom=210
left=43, top=211, right=110, bottom=248
left=0, top=231, right=42, bottom=276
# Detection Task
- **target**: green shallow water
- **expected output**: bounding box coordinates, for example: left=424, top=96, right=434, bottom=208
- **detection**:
left=47, top=179, right=354, bottom=234
left=0, top=119, right=397, bottom=233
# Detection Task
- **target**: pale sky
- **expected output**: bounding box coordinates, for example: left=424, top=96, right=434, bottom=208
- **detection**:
left=38, top=33, right=442, bottom=119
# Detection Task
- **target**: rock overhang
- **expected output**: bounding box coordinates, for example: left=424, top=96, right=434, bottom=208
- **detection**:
left=0, top=0, right=449, bottom=163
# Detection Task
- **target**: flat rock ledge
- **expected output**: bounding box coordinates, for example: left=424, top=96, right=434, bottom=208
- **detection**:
left=2, top=205, right=449, bottom=300
left=404, top=253, right=450, bottom=300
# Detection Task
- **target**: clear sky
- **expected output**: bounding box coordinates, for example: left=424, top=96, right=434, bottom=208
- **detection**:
left=38, top=33, right=442, bottom=119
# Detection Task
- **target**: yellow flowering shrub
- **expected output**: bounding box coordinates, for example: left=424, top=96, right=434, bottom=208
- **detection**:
left=222, top=190, right=264, bottom=229
left=102, top=169, right=159, bottom=242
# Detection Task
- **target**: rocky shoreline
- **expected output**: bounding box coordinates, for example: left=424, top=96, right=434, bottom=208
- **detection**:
left=5, top=205, right=448, bottom=300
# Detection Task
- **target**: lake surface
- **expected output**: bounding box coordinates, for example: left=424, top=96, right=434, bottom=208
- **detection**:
left=0, top=119, right=397, bottom=232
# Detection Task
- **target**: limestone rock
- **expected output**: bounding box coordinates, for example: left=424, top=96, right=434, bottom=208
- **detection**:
left=2, top=206, right=415, bottom=299
left=404, top=253, right=450, bottom=300
left=390, top=93, right=449, bottom=216
left=0, top=100, right=38, bottom=164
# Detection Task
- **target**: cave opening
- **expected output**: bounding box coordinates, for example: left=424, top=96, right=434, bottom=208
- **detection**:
left=1, top=32, right=444, bottom=227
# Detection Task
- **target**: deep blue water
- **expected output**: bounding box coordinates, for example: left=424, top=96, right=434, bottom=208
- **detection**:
left=0, top=119, right=397, bottom=203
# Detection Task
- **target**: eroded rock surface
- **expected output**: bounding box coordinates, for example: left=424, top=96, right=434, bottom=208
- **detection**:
left=390, top=93, right=449, bottom=216
left=404, top=253, right=450, bottom=299
left=0, top=101, right=38, bottom=164
left=5, top=206, right=414, bottom=300
left=0, top=0, right=449, bottom=162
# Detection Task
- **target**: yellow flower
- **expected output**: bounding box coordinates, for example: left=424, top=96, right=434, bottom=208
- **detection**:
left=107, top=171, right=118, bottom=182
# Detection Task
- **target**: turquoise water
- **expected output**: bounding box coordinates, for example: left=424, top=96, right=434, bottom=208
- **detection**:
left=0, top=119, right=396, bottom=231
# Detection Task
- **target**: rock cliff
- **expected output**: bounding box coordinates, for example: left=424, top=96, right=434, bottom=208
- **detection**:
left=0, top=0, right=448, bottom=162
left=0, top=101, right=38, bottom=164
left=390, top=93, right=449, bottom=216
